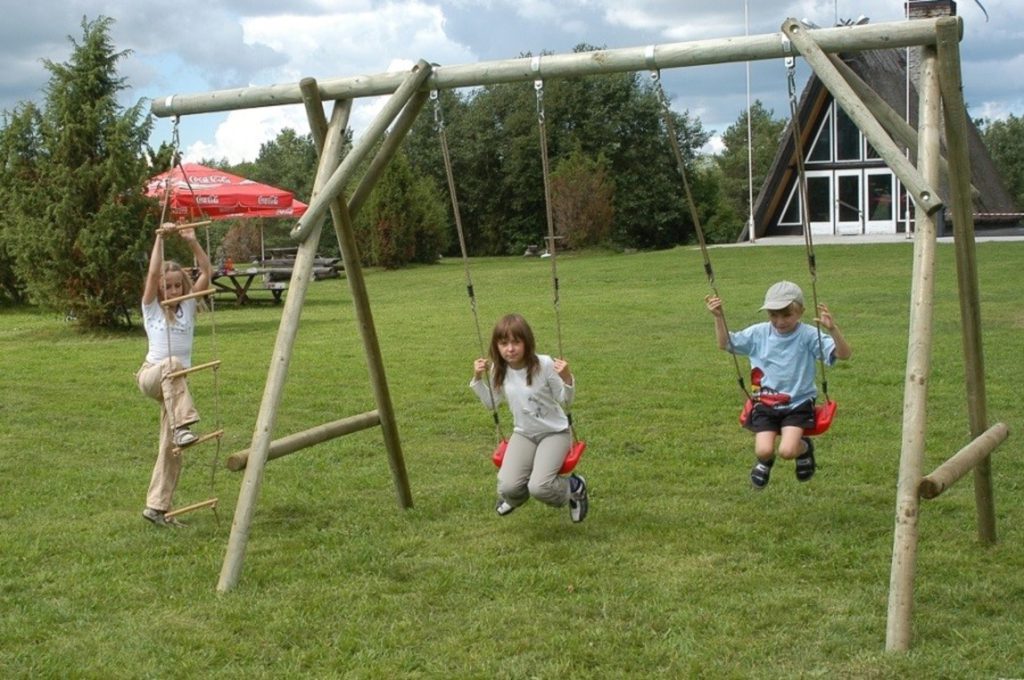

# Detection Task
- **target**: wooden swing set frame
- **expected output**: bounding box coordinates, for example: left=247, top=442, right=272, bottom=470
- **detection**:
left=152, top=14, right=1007, bottom=654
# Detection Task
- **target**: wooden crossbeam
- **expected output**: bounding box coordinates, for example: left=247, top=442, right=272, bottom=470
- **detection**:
left=226, top=411, right=380, bottom=471
left=172, top=428, right=225, bottom=455
left=164, top=498, right=218, bottom=519
left=166, top=360, right=221, bottom=379
left=161, top=288, right=215, bottom=306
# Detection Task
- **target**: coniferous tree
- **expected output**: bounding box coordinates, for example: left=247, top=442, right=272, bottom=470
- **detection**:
left=0, top=16, right=153, bottom=327
left=354, top=148, right=447, bottom=268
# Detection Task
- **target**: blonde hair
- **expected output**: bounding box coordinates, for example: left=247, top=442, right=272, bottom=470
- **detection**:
left=159, top=260, right=203, bottom=321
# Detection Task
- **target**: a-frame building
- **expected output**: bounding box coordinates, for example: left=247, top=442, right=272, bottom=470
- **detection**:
left=749, top=15, right=1020, bottom=240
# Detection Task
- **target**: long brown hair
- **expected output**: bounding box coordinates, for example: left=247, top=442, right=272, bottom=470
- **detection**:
left=489, top=313, right=540, bottom=390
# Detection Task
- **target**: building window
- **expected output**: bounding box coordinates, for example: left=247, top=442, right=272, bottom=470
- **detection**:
left=835, top=106, right=861, bottom=161
left=808, top=109, right=832, bottom=163
left=807, top=176, right=831, bottom=222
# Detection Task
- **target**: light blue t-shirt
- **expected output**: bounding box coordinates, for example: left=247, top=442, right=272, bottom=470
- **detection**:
left=727, top=322, right=836, bottom=409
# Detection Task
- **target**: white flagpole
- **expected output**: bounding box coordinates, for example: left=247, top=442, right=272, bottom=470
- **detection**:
left=744, top=0, right=756, bottom=242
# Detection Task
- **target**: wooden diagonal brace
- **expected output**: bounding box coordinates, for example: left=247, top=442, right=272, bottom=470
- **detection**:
left=781, top=18, right=943, bottom=216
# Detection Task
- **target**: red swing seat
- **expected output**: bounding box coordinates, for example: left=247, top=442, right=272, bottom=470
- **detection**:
left=491, top=438, right=586, bottom=474
left=739, top=399, right=837, bottom=437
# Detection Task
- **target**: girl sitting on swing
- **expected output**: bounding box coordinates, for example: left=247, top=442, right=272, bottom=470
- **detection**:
left=470, top=313, right=589, bottom=522
left=706, top=281, right=851, bottom=490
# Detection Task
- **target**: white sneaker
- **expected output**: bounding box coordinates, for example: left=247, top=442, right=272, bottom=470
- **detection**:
left=495, top=499, right=517, bottom=516
left=173, top=427, right=198, bottom=447
left=568, top=473, right=588, bottom=523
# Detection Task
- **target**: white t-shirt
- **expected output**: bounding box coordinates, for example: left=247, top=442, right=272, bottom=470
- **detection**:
left=471, top=354, right=575, bottom=437
left=142, top=298, right=196, bottom=368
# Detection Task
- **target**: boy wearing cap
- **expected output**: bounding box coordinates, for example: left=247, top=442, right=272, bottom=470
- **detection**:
left=705, top=281, right=851, bottom=489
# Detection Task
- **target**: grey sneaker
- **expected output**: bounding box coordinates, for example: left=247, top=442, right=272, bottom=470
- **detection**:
left=568, top=473, right=588, bottom=523
left=173, top=427, right=198, bottom=447
left=143, top=507, right=167, bottom=526
left=495, top=499, right=517, bottom=516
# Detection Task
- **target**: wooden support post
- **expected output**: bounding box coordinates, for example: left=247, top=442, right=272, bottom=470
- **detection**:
left=782, top=19, right=943, bottom=217
left=226, top=411, right=381, bottom=471
left=291, top=61, right=433, bottom=242
left=165, top=498, right=218, bottom=519
left=151, top=18, right=944, bottom=118
left=935, top=16, right=998, bottom=545
left=166, top=359, right=221, bottom=379
left=302, top=80, right=415, bottom=513
left=218, top=89, right=356, bottom=594
left=886, top=44, right=942, bottom=654
left=919, top=423, right=1009, bottom=499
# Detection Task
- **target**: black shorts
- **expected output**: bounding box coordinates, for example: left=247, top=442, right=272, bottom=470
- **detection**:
left=744, top=400, right=816, bottom=433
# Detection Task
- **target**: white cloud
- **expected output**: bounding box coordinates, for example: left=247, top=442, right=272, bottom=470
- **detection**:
left=183, top=105, right=308, bottom=163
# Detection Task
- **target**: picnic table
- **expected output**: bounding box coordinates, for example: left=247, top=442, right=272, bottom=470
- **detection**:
left=211, top=267, right=287, bottom=305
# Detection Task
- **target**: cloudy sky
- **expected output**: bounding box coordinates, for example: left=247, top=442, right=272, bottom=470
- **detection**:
left=2, top=0, right=1019, bottom=163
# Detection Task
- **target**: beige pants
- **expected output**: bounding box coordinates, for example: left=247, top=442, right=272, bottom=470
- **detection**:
left=496, top=431, right=572, bottom=509
left=136, top=359, right=199, bottom=511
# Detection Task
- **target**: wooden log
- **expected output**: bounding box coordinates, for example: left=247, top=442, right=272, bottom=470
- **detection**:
left=935, top=17, right=998, bottom=544
left=164, top=498, right=217, bottom=519
left=172, top=429, right=224, bottom=455
left=225, top=411, right=381, bottom=471
left=885, top=44, right=942, bottom=654
left=161, top=288, right=215, bottom=306
left=292, top=61, right=433, bottom=242
left=348, top=89, right=430, bottom=220
left=783, top=19, right=943, bottom=216
left=157, top=220, right=212, bottom=234
left=151, top=18, right=949, bottom=117
left=825, top=53, right=979, bottom=200
left=218, top=91, right=353, bottom=594
left=166, top=360, right=221, bottom=379
left=919, top=423, right=1009, bottom=499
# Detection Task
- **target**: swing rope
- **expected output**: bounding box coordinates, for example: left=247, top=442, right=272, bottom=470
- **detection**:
left=534, top=75, right=584, bottom=460
left=784, top=56, right=831, bottom=405
left=533, top=77, right=565, bottom=358
left=431, top=90, right=504, bottom=447
left=650, top=70, right=750, bottom=403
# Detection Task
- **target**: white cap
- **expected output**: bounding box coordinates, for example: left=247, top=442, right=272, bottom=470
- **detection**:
left=760, top=280, right=804, bottom=310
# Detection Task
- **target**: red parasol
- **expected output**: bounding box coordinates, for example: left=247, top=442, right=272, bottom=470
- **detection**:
left=146, top=163, right=308, bottom=220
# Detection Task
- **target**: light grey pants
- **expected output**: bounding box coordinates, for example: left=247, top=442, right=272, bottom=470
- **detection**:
left=136, top=358, right=199, bottom=511
left=496, top=431, right=572, bottom=509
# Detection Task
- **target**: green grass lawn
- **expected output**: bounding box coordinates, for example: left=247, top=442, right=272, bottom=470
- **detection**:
left=1, top=241, right=1021, bottom=678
